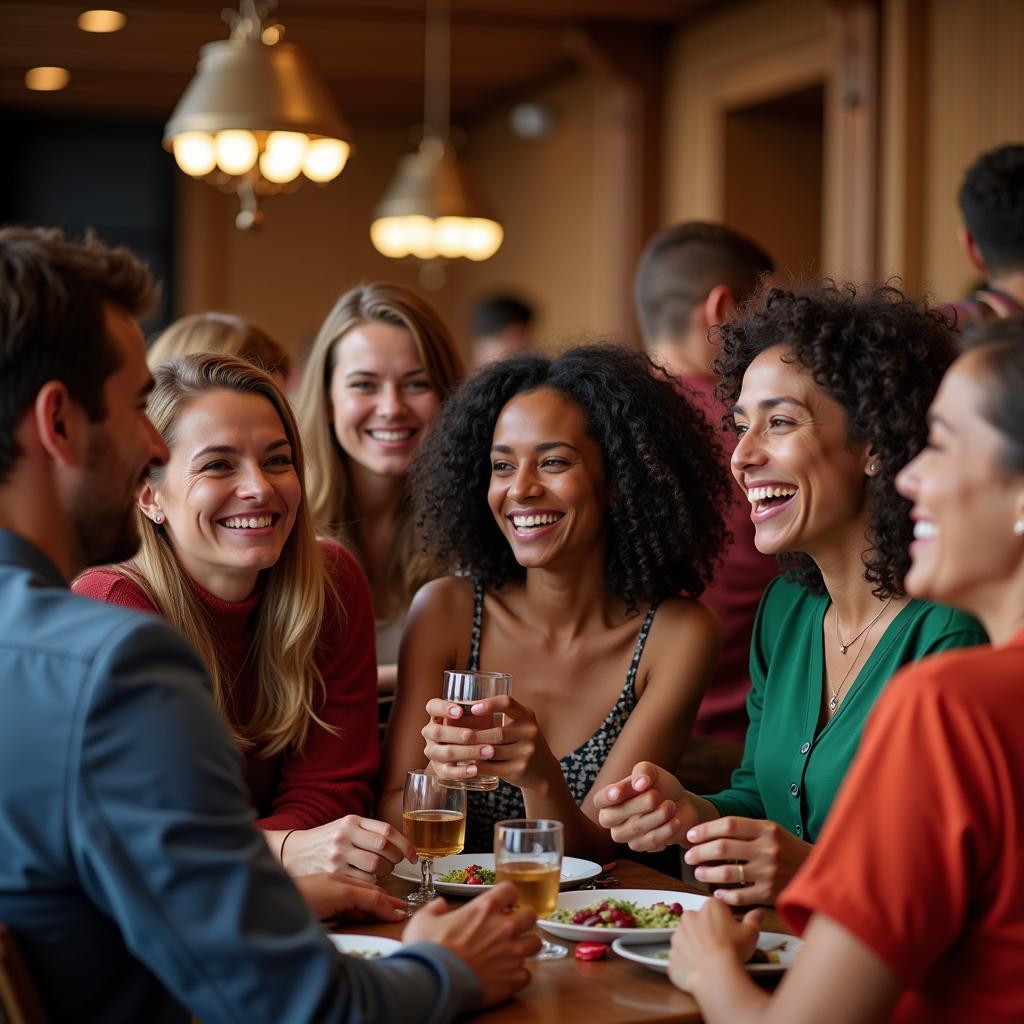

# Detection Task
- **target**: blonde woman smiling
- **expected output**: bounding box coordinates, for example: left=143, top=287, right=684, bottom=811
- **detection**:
left=75, top=354, right=415, bottom=882
left=296, top=283, right=464, bottom=696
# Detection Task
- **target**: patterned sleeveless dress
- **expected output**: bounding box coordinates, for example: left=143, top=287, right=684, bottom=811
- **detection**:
left=463, top=581, right=658, bottom=852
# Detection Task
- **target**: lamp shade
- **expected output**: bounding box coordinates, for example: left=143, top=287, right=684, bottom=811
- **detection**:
left=164, top=39, right=350, bottom=142
left=371, top=139, right=503, bottom=261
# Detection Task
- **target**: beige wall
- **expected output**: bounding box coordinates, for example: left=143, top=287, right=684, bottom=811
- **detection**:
left=919, top=0, right=1024, bottom=300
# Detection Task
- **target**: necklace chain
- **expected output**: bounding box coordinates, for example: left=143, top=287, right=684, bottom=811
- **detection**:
left=835, top=597, right=894, bottom=655
left=827, top=597, right=896, bottom=715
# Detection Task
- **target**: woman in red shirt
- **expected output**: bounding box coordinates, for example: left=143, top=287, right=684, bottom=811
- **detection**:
left=666, top=326, right=1024, bottom=1023
left=75, top=353, right=416, bottom=883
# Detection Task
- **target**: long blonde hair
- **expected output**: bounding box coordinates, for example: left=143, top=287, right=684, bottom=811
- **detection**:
left=148, top=311, right=291, bottom=379
left=125, top=353, right=331, bottom=755
left=295, top=282, right=465, bottom=618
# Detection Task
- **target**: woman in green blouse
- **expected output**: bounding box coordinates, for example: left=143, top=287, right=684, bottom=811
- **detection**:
left=596, top=283, right=987, bottom=906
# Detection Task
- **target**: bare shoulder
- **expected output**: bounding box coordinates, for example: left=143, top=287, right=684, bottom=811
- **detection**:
left=641, top=596, right=722, bottom=676
left=407, top=575, right=477, bottom=623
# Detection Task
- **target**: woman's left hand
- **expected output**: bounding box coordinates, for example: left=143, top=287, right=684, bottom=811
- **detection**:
left=293, top=874, right=409, bottom=923
left=668, top=899, right=762, bottom=993
left=683, top=816, right=813, bottom=906
left=422, top=694, right=559, bottom=790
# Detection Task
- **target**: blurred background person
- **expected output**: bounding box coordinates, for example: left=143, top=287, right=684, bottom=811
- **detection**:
left=148, top=310, right=291, bottom=386
left=634, top=221, right=778, bottom=747
left=665, top=326, right=1024, bottom=1024
left=951, top=143, right=1024, bottom=328
left=76, top=355, right=416, bottom=883
left=296, top=283, right=464, bottom=706
left=469, top=293, right=535, bottom=369
left=597, top=283, right=985, bottom=905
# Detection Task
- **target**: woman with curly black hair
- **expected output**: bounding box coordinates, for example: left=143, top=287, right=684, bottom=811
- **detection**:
left=379, top=344, right=730, bottom=858
left=597, top=282, right=987, bottom=904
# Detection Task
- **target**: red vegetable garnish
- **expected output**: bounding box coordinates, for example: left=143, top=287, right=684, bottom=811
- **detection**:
left=574, top=942, right=609, bottom=961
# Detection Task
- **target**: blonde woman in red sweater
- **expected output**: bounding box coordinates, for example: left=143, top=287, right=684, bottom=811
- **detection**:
left=75, top=354, right=415, bottom=884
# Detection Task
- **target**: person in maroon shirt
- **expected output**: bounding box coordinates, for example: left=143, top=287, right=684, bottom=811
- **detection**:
left=75, top=353, right=417, bottom=884
left=634, top=221, right=778, bottom=743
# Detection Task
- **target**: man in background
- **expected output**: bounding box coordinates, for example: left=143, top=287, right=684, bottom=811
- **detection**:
left=0, top=226, right=537, bottom=1023
left=469, top=293, right=534, bottom=368
left=634, top=221, right=777, bottom=745
left=953, top=143, right=1024, bottom=328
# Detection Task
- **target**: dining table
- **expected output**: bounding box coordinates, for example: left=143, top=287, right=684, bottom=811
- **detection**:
left=331, top=858, right=795, bottom=1023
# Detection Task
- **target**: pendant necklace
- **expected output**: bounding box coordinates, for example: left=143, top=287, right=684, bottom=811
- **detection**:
left=835, top=597, right=894, bottom=655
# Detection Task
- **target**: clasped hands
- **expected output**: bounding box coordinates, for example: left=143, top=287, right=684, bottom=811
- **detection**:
left=421, top=694, right=556, bottom=789
left=594, top=761, right=812, bottom=906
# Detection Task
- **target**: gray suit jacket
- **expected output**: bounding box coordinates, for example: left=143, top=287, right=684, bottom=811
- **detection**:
left=0, top=531, right=480, bottom=1023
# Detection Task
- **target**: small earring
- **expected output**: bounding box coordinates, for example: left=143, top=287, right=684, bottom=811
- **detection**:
left=153, top=514, right=163, bottom=525
left=1014, top=520, right=1024, bottom=537
left=868, top=462, right=878, bottom=475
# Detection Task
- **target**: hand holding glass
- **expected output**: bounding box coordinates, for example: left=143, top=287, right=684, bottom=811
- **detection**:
left=402, top=770, right=466, bottom=907
left=494, top=818, right=568, bottom=960
left=442, top=670, right=512, bottom=791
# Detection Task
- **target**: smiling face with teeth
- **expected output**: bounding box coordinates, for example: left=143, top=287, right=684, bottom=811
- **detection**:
left=139, top=389, right=301, bottom=601
left=896, top=353, right=1024, bottom=614
left=487, top=387, right=609, bottom=570
left=328, top=321, right=441, bottom=481
left=730, top=345, right=874, bottom=561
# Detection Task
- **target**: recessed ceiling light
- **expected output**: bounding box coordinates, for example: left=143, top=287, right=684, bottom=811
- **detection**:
left=77, top=9, right=126, bottom=33
left=25, top=67, right=70, bottom=91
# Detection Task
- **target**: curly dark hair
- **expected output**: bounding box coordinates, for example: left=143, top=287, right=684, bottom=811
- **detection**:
left=714, top=282, right=958, bottom=598
left=958, top=144, right=1024, bottom=275
left=410, top=344, right=732, bottom=608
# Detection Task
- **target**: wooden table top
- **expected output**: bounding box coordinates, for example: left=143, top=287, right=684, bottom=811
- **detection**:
left=334, top=859, right=793, bottom=1024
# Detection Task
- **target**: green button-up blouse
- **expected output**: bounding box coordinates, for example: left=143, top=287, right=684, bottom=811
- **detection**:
left=703, top=577, right=987, bottom=842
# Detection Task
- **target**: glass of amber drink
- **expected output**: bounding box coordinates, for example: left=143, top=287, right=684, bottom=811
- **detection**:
left=442, top=670, right=512, bottom=791
left=494, top=819, right=568, bottom=960
left=403, top=770, right=467, bottom=907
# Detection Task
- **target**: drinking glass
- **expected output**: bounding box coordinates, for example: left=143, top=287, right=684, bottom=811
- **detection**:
left=402, top=770, right=467, bottom=907
left=494, top=818, right=568, bottom=960
left=442, top=670, right=512, bottom=791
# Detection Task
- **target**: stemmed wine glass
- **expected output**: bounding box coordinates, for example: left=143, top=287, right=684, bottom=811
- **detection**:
left=402, top=769, right=467, bottom=907
left=494, top=819, right=568, bottom=960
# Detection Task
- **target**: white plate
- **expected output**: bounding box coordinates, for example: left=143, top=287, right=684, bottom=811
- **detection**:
left=392, top=854, right=602, bottom=896
left=612, top=931, right=802, bottom=976
left=536, top=889, right=707, bottom=944
left=328, top=934, right=403, bottom=959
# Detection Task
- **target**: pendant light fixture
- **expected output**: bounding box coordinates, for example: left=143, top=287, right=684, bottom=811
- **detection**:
left=370, top=0, right=503, bottom=263
left=164, top=0, right=352, bottom=230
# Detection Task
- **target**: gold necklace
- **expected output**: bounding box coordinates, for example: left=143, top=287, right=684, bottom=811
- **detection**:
left=835, top=597, right=894, bottom=655
left=827, top=631, right=869, bottom=714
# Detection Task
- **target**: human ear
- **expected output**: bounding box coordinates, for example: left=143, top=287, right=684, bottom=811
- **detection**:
left=703, top=285, right=736, bottom=330
left=33, top=381, right=81, bottom=466
left=137, top=481, right=165, bottom=525
left=957, top=226, right=988, bottom=277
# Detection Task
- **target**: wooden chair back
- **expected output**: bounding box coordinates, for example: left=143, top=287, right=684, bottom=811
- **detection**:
left=0, top=925, right=46, bottom=1024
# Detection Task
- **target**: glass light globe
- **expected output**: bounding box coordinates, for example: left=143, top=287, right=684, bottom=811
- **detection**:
left=215, top=130, right=259, bottom=176
left=463, top=218, right=504, bottom=261
left=370, top=218, right=412, bottom=258
left=260, top=131, right=307, bottom=183
left=434, top=216, right=470, bottom=258
left=303, top=138, right=350, bottom=182
left=172, top=132, right=216, bottom=177
left=403, top=216, right=439, bottom=260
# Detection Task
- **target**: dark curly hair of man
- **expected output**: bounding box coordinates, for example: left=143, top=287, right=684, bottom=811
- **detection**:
left=714, top=282, right=958, bottom=598
left=410, top=344, right=732, bottom=609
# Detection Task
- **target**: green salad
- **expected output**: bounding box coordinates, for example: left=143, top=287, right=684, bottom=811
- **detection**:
left=437, top=864, right=496, bottom=885
left=551, top=898, right=684, bottom=929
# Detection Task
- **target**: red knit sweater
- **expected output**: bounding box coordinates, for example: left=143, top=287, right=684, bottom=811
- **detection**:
left=73, top=540, right=379, bottom=831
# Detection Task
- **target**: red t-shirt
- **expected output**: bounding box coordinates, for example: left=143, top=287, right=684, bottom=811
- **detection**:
left=677, top=373, right=779, bottom=742
left=779, top=631, right=1024, bottom=1023
left=74, top=540, right=379, bottom=832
